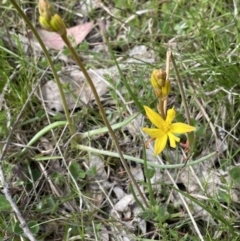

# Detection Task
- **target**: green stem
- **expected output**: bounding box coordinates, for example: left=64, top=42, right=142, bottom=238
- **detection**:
left=171, top=53, right=191, bottom=125
left=21, top=121, right=67, bottom=154
left=75, top=144, right=217, bottom=169
left=171, top=52, right=195, bottom=149
left=143, top=147, right=154, bottom=206
left=9, top=0, right=76, bottom=142
left=61, top=35, right=149, bottom=208
left=79, top=113, right=138, bottom=139
left=158, top=99, right=166, bottom=119
left=104, top=33, right=144, bottom=113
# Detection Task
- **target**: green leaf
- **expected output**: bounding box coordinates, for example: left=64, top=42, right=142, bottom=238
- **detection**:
left=28, top=220, right=39, bottom=234
left=69, top=163, right=86, bottom=179
left=13, top=221, right=23, bottom=234
left=69, top=162, right=80, bottom=179
left=145, top=168, right=155, bottom=179
left=0, top=195, right=11, bottom=211
left=229, top=167, right=240, bottom=183
left=14, top=220, right=39, bottom=235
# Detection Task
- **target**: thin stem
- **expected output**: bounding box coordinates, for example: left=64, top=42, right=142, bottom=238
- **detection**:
left=75, top=144, right=217, bottom=169
left=171, top=52, right=195, bottom=150
left=158, top=99, right=165, bottom=119
left=171, top=52, right=191, bottom=125
left=164, top=51, right=171, bottom=116
left=103, top=33, right=144, bottom=113
left=61, top=35, right=149, bottom=208
left=9, top=0, right=76, bottom=141
left=165, top=51, right=171, bottom=81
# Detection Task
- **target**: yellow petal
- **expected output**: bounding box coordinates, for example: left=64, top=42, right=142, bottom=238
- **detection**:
left=154, top=134, right=168, bottom=155
left=144, top=106, right=166, bottom=129
left=170, top=123, right=196, bottom=134
left=165, top=107, right=176, bottom=125
left=167, top=132, right=180, bottom=148
left=142, top=128, right=164, bottom=138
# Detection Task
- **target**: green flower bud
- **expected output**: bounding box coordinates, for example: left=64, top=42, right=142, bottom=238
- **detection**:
left=50, top=14, right=67, bottom=36
left=38, top=0, right=67, bottom=36
left=39, top=15, right=52, bottom=31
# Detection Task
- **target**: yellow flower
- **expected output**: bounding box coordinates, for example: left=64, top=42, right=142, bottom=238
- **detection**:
left=142, top=106, right=196, bottom=155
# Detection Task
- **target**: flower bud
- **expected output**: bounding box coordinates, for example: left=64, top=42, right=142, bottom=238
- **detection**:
left=151, top=69, right=170, bottom=98
left=161, top=79, right=171, bottom=97
left=151, top=70, right=160, bottom=89
left=151, top=69, right=167, bottom=88
left=39, top=15, right=52, bottom=31
left=38, top=0, right=67, bottom=36
left=38, top=0, right=53, bottom=20
left=50, top=14, right=67, bottom=36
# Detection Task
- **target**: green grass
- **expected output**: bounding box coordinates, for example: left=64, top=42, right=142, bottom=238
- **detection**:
left=1, top=0, right=240, bottom=240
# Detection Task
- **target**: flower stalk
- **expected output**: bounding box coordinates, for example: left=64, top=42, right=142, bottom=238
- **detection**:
left=170, top=51, right=195, bottom=150
left=38, top=0, right=149, bottom=208
left=9, top=0, right=76, bottom=143
left=144, top=51, right=196, bottom=155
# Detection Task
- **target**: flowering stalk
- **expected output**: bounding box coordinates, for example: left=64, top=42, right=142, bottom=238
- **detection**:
left=145, top=52, right=196, bottom=155
left=38, top=0, right=148, bottom=208
left=10, top=0, right=76, bottom=143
